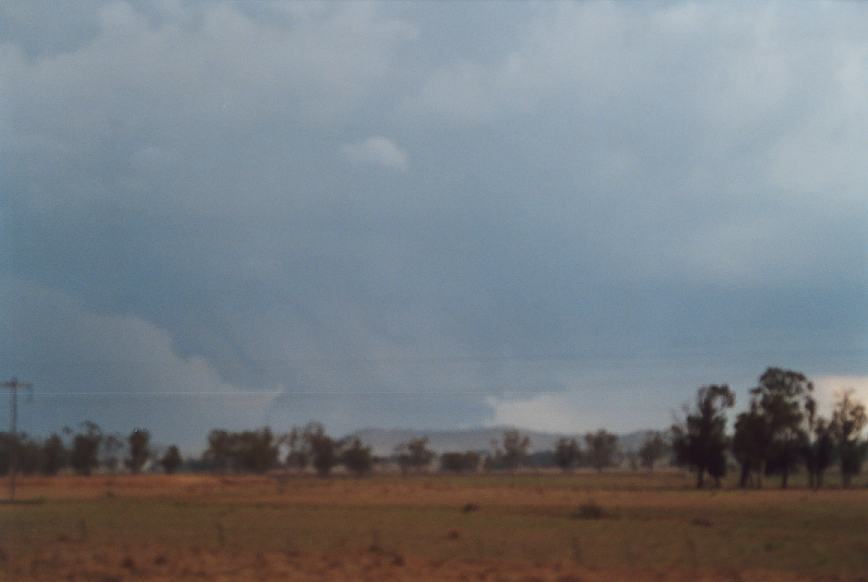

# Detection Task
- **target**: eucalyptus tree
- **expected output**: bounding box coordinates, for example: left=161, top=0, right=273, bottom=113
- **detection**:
left=41, top=433, right=67, bottom=475
left=500, top=429, right=531, bottom=471
left=160, top=445, right=183, bottom=474
left=638, top=432, right=668, bottom=472
left=71, top=421, right=103, bottom=476
left=830, top=389, right=867, bottom=488
left=750, top=368, right=813, bottom=489
left=303, top=422, right=338, bottom=477
left=395, top=437, right=435, bottom=474
left=671, top=385, right=734, bottom=488
left=125, top=429, right=151, bottom=474
left=801, top=396, right=834, bottom=490
left=340, top=437, right=373, bottom=477
left=732, top=404, right=769, bottom=488
left=584, top=429, right=619, bottom=473
left=554, top=437, right=580, bottom=472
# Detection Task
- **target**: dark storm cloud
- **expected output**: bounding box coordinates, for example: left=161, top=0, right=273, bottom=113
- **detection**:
left=2, top=1, right=867, bottom=447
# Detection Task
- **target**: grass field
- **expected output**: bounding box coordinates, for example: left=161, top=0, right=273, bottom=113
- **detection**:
left=1, top=471, right=867, bottom=581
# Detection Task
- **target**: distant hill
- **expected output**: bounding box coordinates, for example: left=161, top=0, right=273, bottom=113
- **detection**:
left=349, top=426, right=656, bottom=457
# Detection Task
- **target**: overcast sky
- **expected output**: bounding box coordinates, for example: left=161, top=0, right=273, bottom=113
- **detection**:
left=2, top=1, right=867, bottom=451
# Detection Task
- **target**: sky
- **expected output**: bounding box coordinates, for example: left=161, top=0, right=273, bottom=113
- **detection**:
left=2, top=1, right=867, bottom=452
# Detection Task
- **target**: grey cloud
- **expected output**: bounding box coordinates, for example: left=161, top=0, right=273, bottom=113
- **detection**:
left=2, top=1, right=867, bottom=443
left=0, top=278, right=275, bottom=451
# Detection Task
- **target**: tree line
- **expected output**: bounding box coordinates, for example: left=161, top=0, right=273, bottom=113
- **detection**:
left=1, top=367, right=865, bottom=488
left=670, top=367, right=866, bottom=489
left=0, top=422, right=637, bottom=478
left=0, top=422, right=181, bottom=477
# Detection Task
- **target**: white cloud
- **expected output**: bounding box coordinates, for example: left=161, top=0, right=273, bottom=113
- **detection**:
left=485, top=393, right=580, bottom=433
left=342, top=136, right=408, bottom=171
left=484, top=382, right=678, bottom=435
left=813, top=375, right=868, bottom=418
left=486, top=376, right=868, bottom=437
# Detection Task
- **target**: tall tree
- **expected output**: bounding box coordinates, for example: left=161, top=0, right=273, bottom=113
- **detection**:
left=71, top=421, right=103, bottom=476
left=751, top=368, right=813, bottom=489
left=584, top=429, right=619, bottom=473
left=732, top=404, right=770, bottom=488
left=126, top=429, right=151, bottom=474
left=638, top=432, right=668, bottom=472
left=41, top=433, right=67, bottom=476
left=303, top=422, right=338, bottom=477
left=554, top=437, right=580, bottom=472
left=395, top=437, right=435, bottom=474
left=341, top=437, right=374, bottom=476
left=0, top=433, right=41, bottom=475
left=204, top=429, right=233, bottom=472
left=830, top=389, right=867, bottom=488
left=234, top=428, right=279, bottom=473
left=284, top=427, right=309, bottom=471
left=202, top=428, right=278, bottom=473
left=160, top=445, right=183, bottom=474
left=671, top=385, right=734, bottom=488
left=102, top=433, right=124, bottom=474
left=500, top=429, right=531, bottom=471
left=801, top=396, right=834, bottom=490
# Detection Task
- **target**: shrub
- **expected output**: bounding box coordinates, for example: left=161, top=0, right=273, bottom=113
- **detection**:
left=570, top=501, right=606, bottom=520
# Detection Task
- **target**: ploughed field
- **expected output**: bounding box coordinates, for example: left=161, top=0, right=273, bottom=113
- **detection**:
left=1, top=471, right=866, bottom=581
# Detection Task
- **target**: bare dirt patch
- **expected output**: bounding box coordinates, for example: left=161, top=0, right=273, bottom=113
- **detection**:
left=1, top=473, right=866, bottom=581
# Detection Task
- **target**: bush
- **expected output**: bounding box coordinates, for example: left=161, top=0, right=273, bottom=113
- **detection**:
left=440, top=451, right=480, bottom=473
left=570, top=501, right=606, bottom=520
left=341, top=437, right=373, bottom=476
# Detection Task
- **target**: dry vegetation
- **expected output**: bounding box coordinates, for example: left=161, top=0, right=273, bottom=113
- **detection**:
left=1, top=472, right=867, bottom=581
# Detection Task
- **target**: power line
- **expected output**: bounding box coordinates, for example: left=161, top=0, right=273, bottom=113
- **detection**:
left=30, top=390, right=547, bottom=397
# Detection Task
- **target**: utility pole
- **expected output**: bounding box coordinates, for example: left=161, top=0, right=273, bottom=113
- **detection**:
left=2, top=377, right=32, bottom=501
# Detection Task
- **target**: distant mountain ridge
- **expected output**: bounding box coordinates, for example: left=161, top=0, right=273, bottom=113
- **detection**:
left=349, top=426, right=656, bottom=457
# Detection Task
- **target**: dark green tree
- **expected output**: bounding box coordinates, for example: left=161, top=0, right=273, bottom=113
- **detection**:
left=671, top=385, right=734, bottom=488
left=499, top=429, right=530, bottom=471
left=203, top=428, right=278, bottom=473
left=638, top=432, right=668, bottom=472
left=0, top=433, right=41, bottom=475
left=160, top=445, right=183, bottom=474
left=71, top=421, right=103, bottom=476
left=18, top=435, right=42, bottom=474
left=235, top=428, right=279, bottom=473
left=125, top=429, right=151, bottom=474
left=802, top=397, right=834, bottom=490
left=341, top=437, right=373, bottom=476
left=440, top=451, right=480, bottom=473
left=584, top=429, right=619, bottom=473
left=102, top=433, right=124, bottom=474
left=830, top=389, right=867, bottom=488
left=41, top=433, right=67, bottom=475
left=732, top=404, right=770, bottom=488
left=303, top=422, right=338, bottom=477
left=554, top=437, right=580, bottom=472
left=751, top=368, right=813, bottom=489
left=284, top=427, right=309, bottom=471
left=204, top=429, right=233, bottom=472
left=395, top=437, right=435, bottom=474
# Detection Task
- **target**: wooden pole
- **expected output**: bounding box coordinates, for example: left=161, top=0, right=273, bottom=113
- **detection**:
left=2, top=377, right=32, bottom=502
